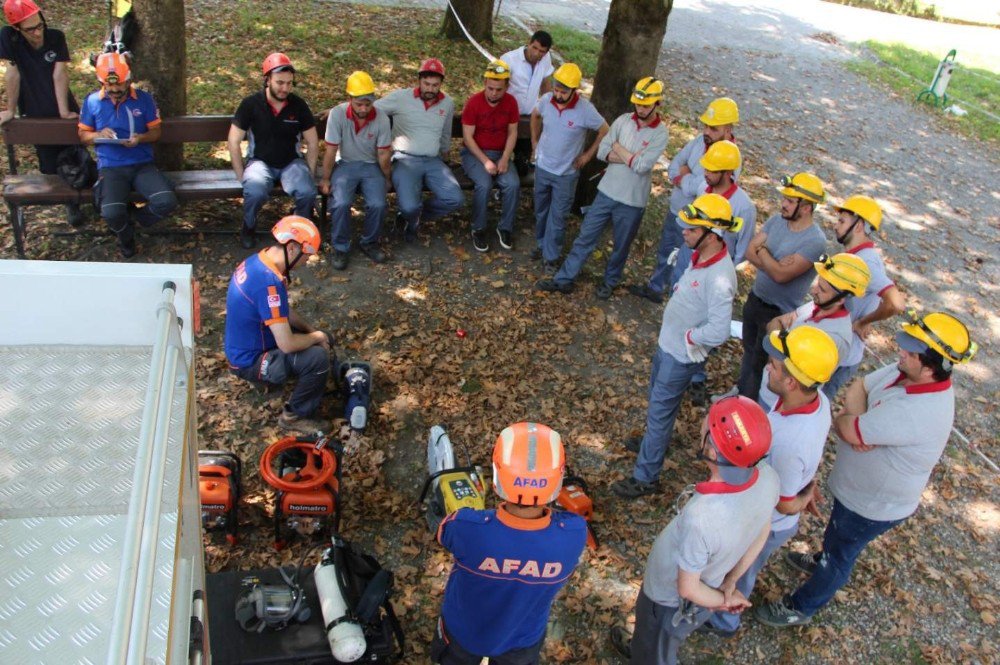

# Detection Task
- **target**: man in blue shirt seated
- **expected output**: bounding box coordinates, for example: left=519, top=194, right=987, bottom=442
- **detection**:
left=77, top=52, right=178, bottom=258
left=432, top=422, right=587, bottom=664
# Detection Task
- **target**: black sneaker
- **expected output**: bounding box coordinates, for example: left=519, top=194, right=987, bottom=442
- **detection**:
left=472, top=229, right=489, bottom=252
left=116, top=227, right=136, bottom=259
left=628, top=284, right=664, bottom=304
left=404, top=223, right=418, bottom=244
left=240, top=226, right=256, bottom=250
left=543, top=261, right=559, bottom=277
left=689, top=381, right=708, bottom=407
left=497, top=228, right=513, bottom=250
left=595, top=283, right=613, bottom=300
left=535, top=278, right=573, bottom=294
left=785, top=551, right=819, bottom=575
left=609, top=626, right=632, bottom=659
left=611, top=477, right=660, bottom=499
left=530, top=247, right=542, bottom=261
left=330, top=250, right=349, bottom=270
left=360, top=243, right=387, bottom=264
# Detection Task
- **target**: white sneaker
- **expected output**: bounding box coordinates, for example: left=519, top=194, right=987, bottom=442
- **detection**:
left=710, top=386, right=739, bottom=403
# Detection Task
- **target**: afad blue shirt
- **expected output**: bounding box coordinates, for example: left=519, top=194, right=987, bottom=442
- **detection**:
left=437, top=505, right=586, bottom=656
left=224, top=251, right=289, bottom=370
left=78, top=86, right=161, bottom=169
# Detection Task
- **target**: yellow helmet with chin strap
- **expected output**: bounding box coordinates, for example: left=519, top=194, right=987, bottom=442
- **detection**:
left=898, top=310, right=977, bottom=368
left=834, top=194, right=882, bottom=231
left=814, top=253, right=871, bottom=297
left=630, top=76, right=664, bottom=105
left=765, top=325, right=839, bottom=387
left=777, top=172, right=825, bottom=204
left=678, top=193, right=744, bottom=235
left=700, top=140, right=741, bottom=172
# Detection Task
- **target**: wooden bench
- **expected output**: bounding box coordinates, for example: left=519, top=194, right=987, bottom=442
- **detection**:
left=2, top=115, right=533, bottom=258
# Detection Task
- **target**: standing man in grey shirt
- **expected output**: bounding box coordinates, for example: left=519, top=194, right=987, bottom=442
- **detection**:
left=756, top=309, right=976, bottom=628
left=611, top=395, right=779, bottom=665
left=375, top=58, right=463, bottom=243
left=729, top=172, right=828, bottom=401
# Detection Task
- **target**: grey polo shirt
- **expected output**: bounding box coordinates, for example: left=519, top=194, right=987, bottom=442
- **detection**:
left=534, top=92, right=606, bottom=177
left=844, top=243, right=895, bottom=366
left=751, top=214, right=828, bottom=312
left=596, top=112, right=668, bottom=208
left=324, top=102, right=392, bottom=164
left=642, top=463, right=779, bottom=608
left=828, top=363, right=955, bottom=522
left=374, top=87, right=454, bottom=158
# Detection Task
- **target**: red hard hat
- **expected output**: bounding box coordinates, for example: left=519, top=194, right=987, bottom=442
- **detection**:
left=418, top=58, right=445, bottom=78
left=262, top=52, right=294, bottom=77
left=708, top=396, right=771, bottom=468
left=3, top=0, right=41, bottom=25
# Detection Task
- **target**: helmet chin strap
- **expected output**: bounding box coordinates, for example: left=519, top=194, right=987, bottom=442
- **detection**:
left=837, top=216, right=861, bottom=245
left=815, top=290, right=848, bottom=309
left=281, top=243, right=304, bottom=279
left=692, top=228, right=713, bottom=254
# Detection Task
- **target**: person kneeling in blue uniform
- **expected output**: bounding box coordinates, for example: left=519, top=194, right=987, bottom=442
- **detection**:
left=432, top=422, right=587, bottom=665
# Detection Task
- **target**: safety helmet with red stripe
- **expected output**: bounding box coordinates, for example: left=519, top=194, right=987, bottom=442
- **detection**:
left=3, top=0, right=40, bottom=25
left=272, top=215, right=320, bottom=255
left=492, top=422, right=565, bottom=506
left=262, top=52, right=295, bottom=78
left=418, top=58, right=445, bottom=79
left=707, top=396, right=772, bottom=468
left=95, top=52, right=131, bottom=84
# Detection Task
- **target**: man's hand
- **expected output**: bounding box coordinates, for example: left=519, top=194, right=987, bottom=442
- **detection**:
left=850, top=440, right=875, bottom=453
left=497, top=156, right=510, bottom=175
left=776, top=311, right=798, bottom=330
left=312, top=330, right=330, bottom=351
left=804, top=482, right=824, bottom=516
left=60, top=110, right=79, bottom=120
left=721, top=589, right=751, bottom=614
left=853, top=320, right=872, bottom=340
left=123, top=134, right=140, bottom=148
left=678, top=164, right=692, bottom=178
left=483, top=159, right=498, bottom=176
left=0, top=109, right=15, bottom=125
left=98, top=127, right=117, bottom=139
left=572, top=153, right=590, bottom=170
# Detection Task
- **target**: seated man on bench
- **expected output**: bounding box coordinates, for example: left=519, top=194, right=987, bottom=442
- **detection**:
left=77, top=52, right=178, bottom=258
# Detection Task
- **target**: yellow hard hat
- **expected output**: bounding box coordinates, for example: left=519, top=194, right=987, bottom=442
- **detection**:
left=345, top=71, right=376, bottom=98
left=777, top=172, right=825, bottom=204
left=699, top=140, right=741, bottom=172
left=678, top=193, right=744, bottom=234
left=765, top=325, right=839, bottom=387
left=898, top=310, right=977, bottom=367
left=814, top=253, right=871, bottom=297
left=630, top=76, right=663, bottom=105
left=553, top=63, right=583, bottom=89
left=700, top=97, right=739, bottom=126
left=834, top=194, right=882, bottom=231
left=484, top=59, right=511, bottom=80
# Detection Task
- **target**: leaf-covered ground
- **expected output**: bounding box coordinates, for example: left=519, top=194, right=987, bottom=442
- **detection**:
left=2, top=1, right=997, bottom=663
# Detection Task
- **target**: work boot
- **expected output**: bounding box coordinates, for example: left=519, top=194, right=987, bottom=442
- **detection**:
left=611, top=477, right=660, bottom=499
left=360, top=243, right=388, bottom=264
left=278, top=408, right=328, bottom=434
left=535, top=278, right=573, bottom=294
left=240, top=225, right=256, bottom=250
left=628, top=284, right=663, bottom=304
left=330, top=250, right=349, bottom=271
left=496, top=228, right=513, bottom=250
left=624, top=436, right=642, bottom=453
left=66, top=203, right=85, bottom=228
left=116, top=227, right=137, bottom=259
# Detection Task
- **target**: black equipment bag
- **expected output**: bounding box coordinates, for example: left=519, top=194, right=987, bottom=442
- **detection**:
left=56, top=146, right=98, bottom=190
left=332, top=538, right=405, bottom=664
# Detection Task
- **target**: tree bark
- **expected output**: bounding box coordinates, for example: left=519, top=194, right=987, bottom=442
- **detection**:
left=574, top=0, right=672, bottom=210
left=129, top=0, right=187, bottom=170
left=441, top=0, right=493, bottom=43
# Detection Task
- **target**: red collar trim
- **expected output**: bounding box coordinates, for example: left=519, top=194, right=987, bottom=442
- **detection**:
left=886, top=372, right=952, bottom=394
left=774, top=395, right=821, bottom=416
left=691, top=244, right=728, bottom=269
left=346, top=104, right=377, bottom=132
left=551, top=91, right=580, bottom=113
left=630, top=112, right=662, bottom=129
left=847, top=241, right=876, bottom=254
left=808, top=305, right=850, bottom=322
left=267, top=98, right=286, bottom=117
left=705, top=182, right=739, bottom=200
left=696, top=468, right=760, bottom=494
left=495, top=503, right=551, bottom=531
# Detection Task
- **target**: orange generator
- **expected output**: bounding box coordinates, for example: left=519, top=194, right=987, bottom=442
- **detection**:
left=198, top=450, right=242, bottom=545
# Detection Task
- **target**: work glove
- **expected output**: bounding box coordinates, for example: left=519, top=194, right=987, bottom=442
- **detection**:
left=666, top=247, right=680, bottom=266
left=685, top=330, right=710, bottom=363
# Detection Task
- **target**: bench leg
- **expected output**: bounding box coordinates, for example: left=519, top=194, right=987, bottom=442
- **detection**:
left=6, top=201, right=26, bottom=259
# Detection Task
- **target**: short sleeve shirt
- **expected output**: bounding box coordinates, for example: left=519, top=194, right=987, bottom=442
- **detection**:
left=642, top=464, right=779, bottom=607
left=0, top=26, right=77, bottom=117
left=534, top=92, right=606, bottom=176
left=461, top=91, right=519, bottom=152
left=78, top=88, right=161, bottom=169
left=828, top=364, right=955, bottom=521
left=233, top=91, right=316, bottom=169
left=501, top=47, right=554, bottom=115
left=752, top=214, right=828, bottom=312
left=843, top=243, right=895, bottom=366
left=324, top=102, right=391, bottom=164
left=766, top=392, right=831, bottom=532
left=224, top=251, right=289, bottom=369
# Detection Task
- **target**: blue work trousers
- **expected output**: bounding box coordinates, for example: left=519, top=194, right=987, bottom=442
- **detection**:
left=533, top=166, right=579, bottom=263
left=242, top=158, right=316, bottom=230
left=708, top=524, right=798, bottom=632
left=330, top=161, right=387, bottom=251
left=633, top=346, right=701, bottom=484
left=460, top=148, right=519, bottom=233
left=789, top=498, right=906, bottom=617
left=647, top=211, right=684, bottom=294
left=553, top=191, right=644, bottom=288
left=391, top=154, right=464, bottom=230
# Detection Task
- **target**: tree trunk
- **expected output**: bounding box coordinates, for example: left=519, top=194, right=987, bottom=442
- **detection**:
left=129, top=0, right=187, bottom=170
left=441, top=0, right=493, bottom=44
left=574, top=0, right=672, bottom=210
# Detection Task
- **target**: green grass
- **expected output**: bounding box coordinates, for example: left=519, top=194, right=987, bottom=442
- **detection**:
left=823, top=0, right=939, bottom=21
left=546, top=25, right=601, bottom=79
left=848, top=40, right=1000, bottom=144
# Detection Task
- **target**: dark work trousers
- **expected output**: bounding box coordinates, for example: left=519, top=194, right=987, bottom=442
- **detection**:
left=736, top=292, right=782, bottom=400
left=96, top=162, right=178, bottom=246
left=430, top=618, right=544, bottom=665
left=232, top=345, right=330, bottom=417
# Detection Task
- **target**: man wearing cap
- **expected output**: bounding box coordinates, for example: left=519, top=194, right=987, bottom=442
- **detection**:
left=629, top=97, right=740, bottom=305
left=825, top=195, right=906, bottom=397
left=756, top=253, right=868, bottom=411
left=610, top=396, right=779, bottom=665
left=535, top=76, right=668, bottom=300
left=612, top=194, right=739, bottom=499
left=756, top=310, right=975, bottom=628
left=319, top=71, right=392, bottom=269
left=1, top=0, right=84, bottom=226
left=703, top=325, right=836, bottom=637
left=78, top=52, right=178, bottom=259
left=376, top=57, right=463, bottom=242
left=460, top=59, right=520, bottom=253
left=728, top=172, right=828, bottom=402
left=530, top=62, right=608, bottom=274
left=229, top=52, right=319, bottom=250
left=500, top=29, right=554, bottom=172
